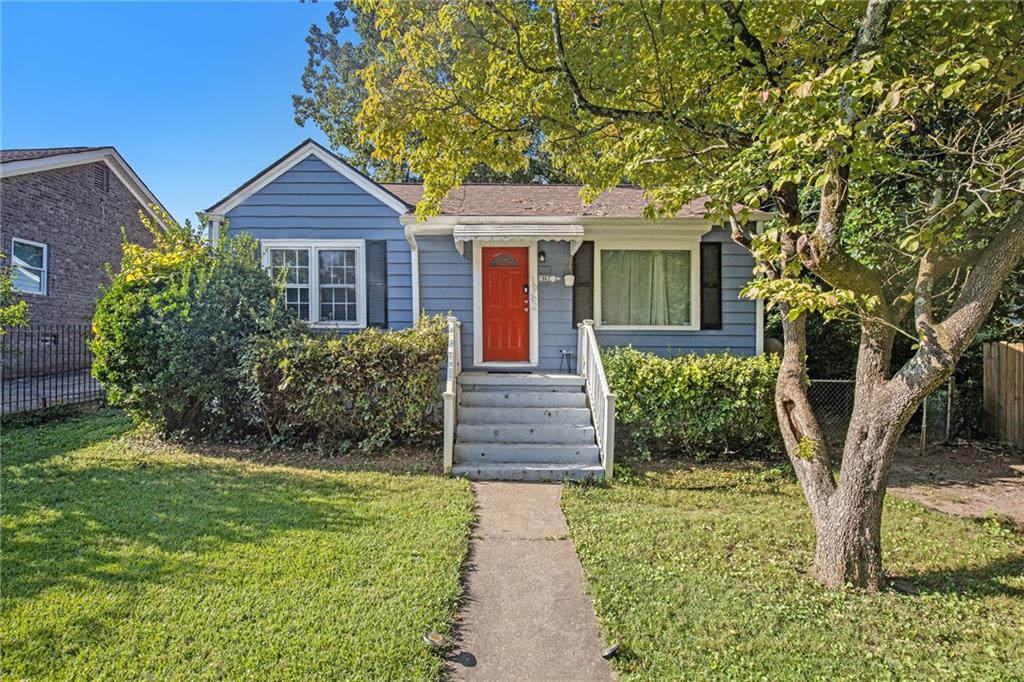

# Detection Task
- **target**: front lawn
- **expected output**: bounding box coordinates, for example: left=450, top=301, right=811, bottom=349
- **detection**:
left=2, top=411, right=473, bottom=680
left=562, top=464, right=1024, bottom=681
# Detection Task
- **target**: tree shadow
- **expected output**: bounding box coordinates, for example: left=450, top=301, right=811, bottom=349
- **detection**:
left=900, top=554, right=1024, bottom=598
left=3, top=454, right=370, bottom=604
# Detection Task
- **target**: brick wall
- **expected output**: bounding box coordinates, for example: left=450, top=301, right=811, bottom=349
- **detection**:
left=0, top=161, right=154, bottom=325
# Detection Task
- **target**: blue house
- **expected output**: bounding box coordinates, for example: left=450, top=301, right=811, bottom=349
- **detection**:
left=204, top=139, right=769, bottom=481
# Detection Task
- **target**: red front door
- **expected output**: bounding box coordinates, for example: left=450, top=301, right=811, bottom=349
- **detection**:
left=482, top=246, right=530, bottom=362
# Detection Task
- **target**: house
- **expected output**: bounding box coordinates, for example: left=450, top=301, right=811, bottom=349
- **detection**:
left=204, top=139, right=770, bottom=481
left=1, top=146, right=167, bottom=325
left=1, top=147, right=169, bottom=382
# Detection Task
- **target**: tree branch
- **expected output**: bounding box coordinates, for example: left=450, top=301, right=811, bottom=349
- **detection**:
left=888, top=202, right=1024, bottom=400
left=941, top=202, right=1024, bottom=351
left=799, top=167, right=890, bottom=311
left=550, top=5, right=665, bottom=124
left=714, top=1, right=778, bottom=86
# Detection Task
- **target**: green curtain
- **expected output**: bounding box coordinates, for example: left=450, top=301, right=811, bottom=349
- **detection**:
left=600, top=250, right=691, bottom=325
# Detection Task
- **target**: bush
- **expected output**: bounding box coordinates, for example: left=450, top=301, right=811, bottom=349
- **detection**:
left=240, top=315, right=448, bottom=452
left=603, top=347, right=782, bottom=459
left=91, top=213, right=294, bottom=436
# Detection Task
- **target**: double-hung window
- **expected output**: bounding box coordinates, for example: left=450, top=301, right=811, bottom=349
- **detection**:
left=263, top=240, right=365, bottom=327
left=594, top=241, right=699, bottom=330
left=10, top=238, right=47, bottom=295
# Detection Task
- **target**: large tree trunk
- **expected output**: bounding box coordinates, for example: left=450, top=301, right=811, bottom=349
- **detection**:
left=811, top=391, right=916, bottom=591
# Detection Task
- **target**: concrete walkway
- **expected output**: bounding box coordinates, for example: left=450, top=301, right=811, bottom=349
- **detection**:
left=449, top=482, right=614, bottom=681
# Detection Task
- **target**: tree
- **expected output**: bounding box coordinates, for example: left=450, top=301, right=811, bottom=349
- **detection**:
left=345, top=0, right=1024, bottom=590
left=92, top=211, right=294, bottom=436
left=294, top=0, right=570, bottom=183
left=0, top=254, right=29, bottom=332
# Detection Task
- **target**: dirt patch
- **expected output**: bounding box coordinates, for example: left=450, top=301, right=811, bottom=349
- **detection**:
left=888, top=441, right=1024, bottom=531
left=618, top=441, right=1024, bottom=532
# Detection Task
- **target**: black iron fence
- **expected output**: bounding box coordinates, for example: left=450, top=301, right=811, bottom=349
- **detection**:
left=2, top=324, right=103, bottom=415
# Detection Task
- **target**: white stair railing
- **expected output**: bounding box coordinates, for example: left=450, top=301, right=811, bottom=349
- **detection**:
left=443, top=315, right=462, bottom=474
left=577, top=320, right=615, bottom=481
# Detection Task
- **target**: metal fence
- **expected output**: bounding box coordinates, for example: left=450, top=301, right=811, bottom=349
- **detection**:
left=2, top=324, right=103, bottom=415
left=808, top=377, right=956, bottom=450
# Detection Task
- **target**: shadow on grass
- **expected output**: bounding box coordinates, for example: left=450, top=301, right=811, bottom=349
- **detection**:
left=3, top=443, right=369, bottom=604
left=908, top=554, right=1024, bottom=598
left=174, top=438, right=444, bottom=477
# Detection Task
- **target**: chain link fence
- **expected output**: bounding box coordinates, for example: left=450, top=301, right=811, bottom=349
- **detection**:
left=808, top=377, right=956, bottom=451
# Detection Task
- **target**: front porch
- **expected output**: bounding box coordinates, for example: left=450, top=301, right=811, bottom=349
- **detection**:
left=442, top=318, right=616, bottom=481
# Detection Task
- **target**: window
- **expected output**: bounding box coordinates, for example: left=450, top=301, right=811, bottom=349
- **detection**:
left=317, top=249, right=357, bottom=323
left=596, top=244, right=697, bottom=329
left=269, top=248, right=311, bottom=321
left=263, top=241, right=365, bottom=327
left=10, top=238, right=47, bottom=295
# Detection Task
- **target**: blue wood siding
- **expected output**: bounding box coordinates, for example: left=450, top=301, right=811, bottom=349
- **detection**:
left=416, top=235, right=475, bottom=366
left=418, top=228, right=758, bottom=372
left=224, top=155, right=413, bottom=329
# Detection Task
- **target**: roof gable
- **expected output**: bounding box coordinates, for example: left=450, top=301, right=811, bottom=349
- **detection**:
left=0, top=146, right=171, bottom=226
left=205, top=139, right=411, bottom=216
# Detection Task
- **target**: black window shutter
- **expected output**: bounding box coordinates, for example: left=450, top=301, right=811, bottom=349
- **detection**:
left=700, top=242, right=722, bottom=330
left=572, top=241, right=595, bottom=326
left=366, top=240, right=388, bottom=328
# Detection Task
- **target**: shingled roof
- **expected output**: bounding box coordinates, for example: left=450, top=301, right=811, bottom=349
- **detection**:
left=0, top=147, right=105, bottom=163
left=382, top=183, right=715, bottom=219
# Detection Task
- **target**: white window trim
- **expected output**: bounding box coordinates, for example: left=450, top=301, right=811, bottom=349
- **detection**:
left=260, top=239, right=367, bottom=329
left=593, top=238, right=701, bottom=331
left=10, top=237, right=48, bottom=296
left=472, top=240, right=539, bottom=368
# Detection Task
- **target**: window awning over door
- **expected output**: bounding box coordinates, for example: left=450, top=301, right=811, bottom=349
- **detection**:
left=453, top=224, right=585, bottom=255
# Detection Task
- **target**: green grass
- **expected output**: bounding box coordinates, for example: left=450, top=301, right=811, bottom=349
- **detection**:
left=562, top=464, right=1024, bottom=681
left=2, top=411, right=474, bottom=681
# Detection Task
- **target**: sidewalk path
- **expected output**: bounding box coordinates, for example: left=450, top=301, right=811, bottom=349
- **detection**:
left=449, top=482, right=614, bottom=681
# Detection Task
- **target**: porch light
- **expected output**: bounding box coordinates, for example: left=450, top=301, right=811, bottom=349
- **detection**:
left=538, top=249, right=546, bottom=263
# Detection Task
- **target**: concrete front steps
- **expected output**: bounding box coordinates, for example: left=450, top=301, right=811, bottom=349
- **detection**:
left=451, top=373, right=604, bottom=482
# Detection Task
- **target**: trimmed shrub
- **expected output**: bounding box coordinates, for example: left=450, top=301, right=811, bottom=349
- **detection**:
left=240, top=315, right=448, bottom=452
left=603, top=347, right=782, bottom=459
left=91, top=214, right=295, bottom=436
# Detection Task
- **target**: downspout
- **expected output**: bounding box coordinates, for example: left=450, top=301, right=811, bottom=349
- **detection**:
left=404, top=223, right=421, bottom=323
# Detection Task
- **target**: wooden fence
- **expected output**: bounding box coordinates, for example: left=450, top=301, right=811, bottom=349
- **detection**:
left=983, top=341, right=1023, bottom=448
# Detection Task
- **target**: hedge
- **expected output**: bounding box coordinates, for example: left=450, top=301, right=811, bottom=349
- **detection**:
left=603, top=347, right=782, bottom=459
left=91, top=216, right=294, bottom=437
left=240, top=315, right=448, bottom=452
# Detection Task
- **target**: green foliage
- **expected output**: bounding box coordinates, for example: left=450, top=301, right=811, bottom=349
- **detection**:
left=603, top=348, right=781, bottom=459
left=0, top=252, right=29, bottom=331
left=91, top=212, right=294, bottom=437
left=561, top=466, right=1024, bottom=680
left=240, top=315, right=448, bottom=452
left=1, top=411, right=473, bottom=680
left=353, top=1, right=1021, bottom=340
left=295, top=0, right=569, bottom=183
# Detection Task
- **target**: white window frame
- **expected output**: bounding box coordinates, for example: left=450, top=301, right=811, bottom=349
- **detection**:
left=9, top=237, right=48, bottom=296
left=593, top=238, right=701, bottom=331
left=260, top=239, right=367, bottom=329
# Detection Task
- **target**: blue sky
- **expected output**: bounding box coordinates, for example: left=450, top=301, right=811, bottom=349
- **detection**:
left=2, top=1, right=352, bottom=224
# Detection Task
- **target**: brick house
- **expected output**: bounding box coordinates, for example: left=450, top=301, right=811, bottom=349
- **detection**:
left=1, top=147, right=168, bottom=379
